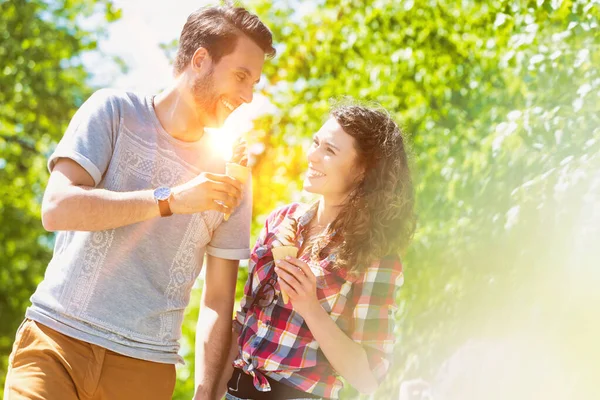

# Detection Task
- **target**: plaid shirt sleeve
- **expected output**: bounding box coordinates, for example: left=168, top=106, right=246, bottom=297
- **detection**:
left=349, top=256, right=404, bottom=383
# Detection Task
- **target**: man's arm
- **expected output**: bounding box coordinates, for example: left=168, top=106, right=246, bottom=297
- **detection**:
left=41, top=158, right=242, bottom=232
left=42, top=158, right=159, bottom=231
left=194, top=254, right=239, bottom=400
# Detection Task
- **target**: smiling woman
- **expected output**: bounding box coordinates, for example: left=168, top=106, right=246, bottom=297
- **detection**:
left=227, top=102, right=415, bottom=400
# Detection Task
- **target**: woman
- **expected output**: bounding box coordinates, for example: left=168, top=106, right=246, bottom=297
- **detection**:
left=226, top=103, right=415, bottom=399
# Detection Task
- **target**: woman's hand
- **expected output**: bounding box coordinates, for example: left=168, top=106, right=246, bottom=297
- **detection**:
left=275, top=257, right=321, bottom=318
left=276, top=257, right=380, bottom=394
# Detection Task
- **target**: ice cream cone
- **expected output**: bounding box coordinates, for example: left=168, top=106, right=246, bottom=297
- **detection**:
left=224, top=163, right=250, bottom=221
left=272, top=246, right=299, bottom=304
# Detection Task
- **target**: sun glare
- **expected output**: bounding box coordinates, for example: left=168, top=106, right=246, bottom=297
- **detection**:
left=207, top=127, right=237, bottom=162
left=207, top=95, right=274, bottom=162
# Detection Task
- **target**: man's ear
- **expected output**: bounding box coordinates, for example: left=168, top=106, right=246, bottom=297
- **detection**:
left=191, top=47, right=210, bottom=72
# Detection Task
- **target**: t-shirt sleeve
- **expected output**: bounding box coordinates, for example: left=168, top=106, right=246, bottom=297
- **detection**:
left=206, top=174, right=252, bottom=260
left=48, top=89, right=120, bottom=186
left=349, top=256, right=404, bottom=383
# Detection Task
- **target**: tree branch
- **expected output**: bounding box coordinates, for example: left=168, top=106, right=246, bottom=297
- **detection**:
left=0, top=133, right=38, bottom=153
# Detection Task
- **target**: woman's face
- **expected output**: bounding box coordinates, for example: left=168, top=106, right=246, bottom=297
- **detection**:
left=303, top=118, right=365, bottom=203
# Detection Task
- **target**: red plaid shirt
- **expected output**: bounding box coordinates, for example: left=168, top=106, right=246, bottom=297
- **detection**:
left=232, top=203, right=404, bottom=399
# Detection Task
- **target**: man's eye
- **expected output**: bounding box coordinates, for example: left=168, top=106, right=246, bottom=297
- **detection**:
left=236, top=73, right=245, bottom=81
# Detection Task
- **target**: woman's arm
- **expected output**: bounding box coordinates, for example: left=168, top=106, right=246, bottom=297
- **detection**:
left=275, top=258, right=379, bottom=394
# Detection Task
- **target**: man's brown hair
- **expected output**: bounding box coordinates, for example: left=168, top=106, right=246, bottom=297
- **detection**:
left=173, top=5, right=275, bottom=76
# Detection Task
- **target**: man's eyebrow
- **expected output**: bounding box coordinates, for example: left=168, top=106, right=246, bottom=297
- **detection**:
left=237, top=67, right=260, bottom=84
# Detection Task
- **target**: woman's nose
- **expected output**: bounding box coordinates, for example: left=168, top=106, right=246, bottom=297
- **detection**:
left=307, top=146, right=320, bottom=163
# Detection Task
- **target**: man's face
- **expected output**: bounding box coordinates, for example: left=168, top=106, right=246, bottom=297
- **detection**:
left=191, top=34, right=265, bottom=128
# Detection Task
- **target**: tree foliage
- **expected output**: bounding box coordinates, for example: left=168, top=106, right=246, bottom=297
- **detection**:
left=0, top=0, right=120, bottom=389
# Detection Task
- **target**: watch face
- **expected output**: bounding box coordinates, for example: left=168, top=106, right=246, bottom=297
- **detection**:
left=154, top=187, right=171, bottom=201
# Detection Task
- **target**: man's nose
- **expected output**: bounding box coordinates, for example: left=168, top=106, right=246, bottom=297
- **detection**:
left=240, top=86, right=253, bottom=104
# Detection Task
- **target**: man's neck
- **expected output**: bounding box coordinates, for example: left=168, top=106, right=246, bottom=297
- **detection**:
left=153, top=81, right=205, bottom=142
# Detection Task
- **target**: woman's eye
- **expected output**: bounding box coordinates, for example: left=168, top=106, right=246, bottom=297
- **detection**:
left=326, top=147, right=335, bottom=154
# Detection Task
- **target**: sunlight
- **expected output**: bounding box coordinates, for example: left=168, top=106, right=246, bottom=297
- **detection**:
left=207, top=93, right=276, bottom=162
left=206, top=127, right=238, bottom=162
left=206, top=111, right=252, bottom=162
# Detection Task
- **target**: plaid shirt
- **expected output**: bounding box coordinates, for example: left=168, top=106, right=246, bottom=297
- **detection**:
left=232, top=203, right=404, bottom=399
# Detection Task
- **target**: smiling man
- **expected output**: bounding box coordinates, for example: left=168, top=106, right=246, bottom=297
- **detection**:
left=3, top=6, right=274, bottom=400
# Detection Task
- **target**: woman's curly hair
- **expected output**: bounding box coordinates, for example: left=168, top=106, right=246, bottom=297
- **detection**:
left=311, top=103, right=416, bottom=275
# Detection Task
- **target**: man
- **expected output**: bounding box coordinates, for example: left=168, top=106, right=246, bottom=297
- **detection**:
left=4, top=5, right=275, bottom=400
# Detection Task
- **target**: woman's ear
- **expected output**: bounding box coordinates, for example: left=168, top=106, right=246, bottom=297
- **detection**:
left=351, top=168, right=366, bottom=190
left=356, top=165, right=367, bottom=184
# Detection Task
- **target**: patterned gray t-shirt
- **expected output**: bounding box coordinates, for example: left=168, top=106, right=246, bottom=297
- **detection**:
left=26, top=89, right=251, bottom=364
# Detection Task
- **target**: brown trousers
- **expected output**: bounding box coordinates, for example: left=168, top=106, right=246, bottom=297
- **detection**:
left=4, top=319, right=176, bottom=400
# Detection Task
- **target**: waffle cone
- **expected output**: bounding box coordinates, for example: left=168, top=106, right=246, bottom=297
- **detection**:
left=225, top=163, right=250, bottom=184
left=272, top=246, right=299, bottom=260
left=272, top=246, right=298, bottom=304
left=224, top=163, right=250, bottom=221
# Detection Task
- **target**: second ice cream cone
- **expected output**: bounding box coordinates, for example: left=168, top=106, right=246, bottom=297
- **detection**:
left=272, top=246, right=299, bottom=304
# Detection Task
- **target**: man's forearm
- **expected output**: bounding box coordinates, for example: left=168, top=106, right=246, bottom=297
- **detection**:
left=194, top=306, right=233, bottom=400
left=42, top=185, right=160, bottom=232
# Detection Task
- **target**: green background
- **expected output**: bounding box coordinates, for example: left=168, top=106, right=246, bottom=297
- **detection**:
left=1, top=0, right=599, bottom=398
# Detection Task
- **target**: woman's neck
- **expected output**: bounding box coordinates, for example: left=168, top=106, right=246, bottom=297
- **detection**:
left=300, top=197, right=343, bottom=258
left=315, top=196, right=343, bottom=227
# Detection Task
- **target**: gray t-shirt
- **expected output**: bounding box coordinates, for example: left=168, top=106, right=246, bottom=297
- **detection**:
left=26, top=89, right=251, bottom=364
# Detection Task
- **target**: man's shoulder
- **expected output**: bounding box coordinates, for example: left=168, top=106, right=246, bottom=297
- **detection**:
left=85, top=88, right=147, bottom=114
left=85, top=88, right=147, bottom=113
left=82, top=89, right=159, bottom=141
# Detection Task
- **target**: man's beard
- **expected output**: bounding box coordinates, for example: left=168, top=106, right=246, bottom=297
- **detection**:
left=191, top=67, right=219, bottom=124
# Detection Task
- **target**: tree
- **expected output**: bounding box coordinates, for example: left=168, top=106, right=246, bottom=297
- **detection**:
left=0, top=0, right=120, bottom=389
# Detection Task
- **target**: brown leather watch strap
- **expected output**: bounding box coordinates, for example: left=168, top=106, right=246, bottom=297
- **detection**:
left=158, top=198, right=172, bottom=217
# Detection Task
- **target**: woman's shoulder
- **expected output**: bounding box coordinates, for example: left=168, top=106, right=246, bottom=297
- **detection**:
left=359, top=255, right=404, bottom=286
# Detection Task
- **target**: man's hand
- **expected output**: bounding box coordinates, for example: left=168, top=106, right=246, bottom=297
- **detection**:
left=171, top=172, right=242, bottom=215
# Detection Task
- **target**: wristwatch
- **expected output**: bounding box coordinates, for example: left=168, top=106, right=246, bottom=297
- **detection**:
left=153, top=187, right=173, bottom=217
